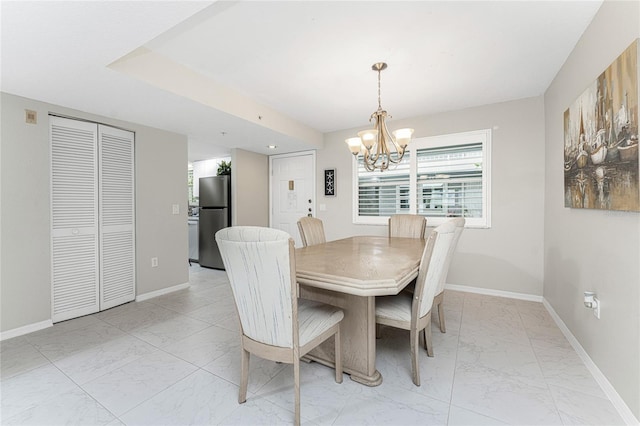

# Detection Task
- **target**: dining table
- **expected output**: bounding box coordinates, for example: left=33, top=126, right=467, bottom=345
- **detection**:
left=295, top=235, right=425, bottom=386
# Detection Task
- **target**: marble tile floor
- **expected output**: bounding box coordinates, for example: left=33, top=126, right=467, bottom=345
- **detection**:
left=1, top=264, right=625, bottom=425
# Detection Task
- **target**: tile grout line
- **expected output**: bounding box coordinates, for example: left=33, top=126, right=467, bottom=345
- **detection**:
left=518, top=307, right=566, bottom=424
left=444, top=291, right=464, bottom=425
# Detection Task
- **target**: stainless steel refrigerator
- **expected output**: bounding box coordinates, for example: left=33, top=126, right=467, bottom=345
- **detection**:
left=198, top=175, right=231, bottom=269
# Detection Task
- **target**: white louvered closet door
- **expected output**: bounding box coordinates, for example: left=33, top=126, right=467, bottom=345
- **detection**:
left=98, top=125, right=135, bottom=310
left=51, top=117, right=100, bottom=322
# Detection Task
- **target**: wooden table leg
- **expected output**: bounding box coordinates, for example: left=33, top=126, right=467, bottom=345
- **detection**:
left=299, top=286, right=382, bottom=386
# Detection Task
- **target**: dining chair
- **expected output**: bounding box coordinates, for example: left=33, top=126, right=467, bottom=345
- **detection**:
left=432, top=217, right=465, bottom=337
left=216, top=226, right=343, bottom=425
left=388, top=214, right=427, bottom=239
left=297, top=216, right=326, bottom=246
left=375, top=220, right=457, bottom=386
left=389, top=214, right=426, bottom=298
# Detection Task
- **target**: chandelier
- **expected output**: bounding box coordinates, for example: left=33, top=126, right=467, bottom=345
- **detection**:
left=345, top=62, right=414, bottom=172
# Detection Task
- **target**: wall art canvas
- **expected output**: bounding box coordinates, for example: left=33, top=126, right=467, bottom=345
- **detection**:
left=324, top=169, right=336, bottom=196
left=564, top=39, right=639, bottom=211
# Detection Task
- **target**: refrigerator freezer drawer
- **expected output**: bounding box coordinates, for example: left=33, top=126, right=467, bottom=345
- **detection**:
left=198, top=208, right=228, bottom=269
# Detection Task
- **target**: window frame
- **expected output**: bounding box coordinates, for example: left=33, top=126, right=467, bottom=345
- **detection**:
left=351, top=128, right=491, bottom=228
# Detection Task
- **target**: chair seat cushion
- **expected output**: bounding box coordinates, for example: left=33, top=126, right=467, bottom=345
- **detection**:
left=298, top=299, right=344, bottom=347
left=376, top=293, right=413, bottom=323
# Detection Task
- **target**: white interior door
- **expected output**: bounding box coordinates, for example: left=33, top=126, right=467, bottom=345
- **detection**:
left=98, top=125, right=135, bottom=310
left=50, top=117, right=136, bottom=322
left=50, top=116, right=100, bottom=322
left=270, top=152, right=315, bottom=247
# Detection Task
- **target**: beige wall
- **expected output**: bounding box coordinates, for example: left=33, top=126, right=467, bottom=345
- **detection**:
left=134, top=127, right=189, bottom=296
left=543, top=0, right=640, bottom=418
left=317, top=96, right=546, bottom=295
left=231, top=148, right=269, bottom=226
left=1, top=93, right=52, bottom=331
left=0, top=92, right=189, bottom=333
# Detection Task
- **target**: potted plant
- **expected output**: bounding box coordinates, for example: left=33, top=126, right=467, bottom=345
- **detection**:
left=217, top=160, right=231, bottom=176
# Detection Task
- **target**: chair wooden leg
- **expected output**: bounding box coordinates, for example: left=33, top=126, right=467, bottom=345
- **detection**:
left=422, top=328, right=428, bottom=350
left=239, top=347, right=249, bottom=404
left=410, top=328, right=420, bottom=386
left=334, top=328, right=343, bottom=384
left=294, top=357, right=301, bottom=426
left=425, top=316, right=434, bottom=357
left=437, top=300, right=446, bottom=333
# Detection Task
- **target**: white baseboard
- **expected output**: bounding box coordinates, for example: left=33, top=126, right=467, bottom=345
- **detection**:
left=445, top=283, right=543, bottom=302
left=543, top=299, right=639, bottom=425
left=0, top=282, right=190, bottom=341
left=136, top=282, right=190, bottom=302
left=446, top=283, right=637, bottom=424
left=0, top=320, right=53, bottom=341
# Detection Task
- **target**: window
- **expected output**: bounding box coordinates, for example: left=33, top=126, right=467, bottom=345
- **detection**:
left=357, top=152, right=410, bottom=217
left=187, top=167, right=197, bottom=206
left=352, top=129, right=491, bottom=228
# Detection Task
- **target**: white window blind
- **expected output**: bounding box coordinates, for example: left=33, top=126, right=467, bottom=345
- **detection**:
left=416, top=143, right=483, bottom=219
left=356, top=153, right=410, bottom=217
left=352, top=129, right=491, bottom=228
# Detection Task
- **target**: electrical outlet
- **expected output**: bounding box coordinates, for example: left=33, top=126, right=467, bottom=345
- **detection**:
left=172, top=204, right=180, bottom=215
left=151, top=257, right=158, bottom=267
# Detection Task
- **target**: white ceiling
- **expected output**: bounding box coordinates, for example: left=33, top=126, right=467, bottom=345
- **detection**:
left=1, top=0, right=602, bottom=163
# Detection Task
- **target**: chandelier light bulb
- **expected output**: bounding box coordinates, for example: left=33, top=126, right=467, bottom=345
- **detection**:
left=358, top=130, right=378, bottom=150
left=346, top=137, right=363, bottom=155
left=392, top=128, right=414, bottom=148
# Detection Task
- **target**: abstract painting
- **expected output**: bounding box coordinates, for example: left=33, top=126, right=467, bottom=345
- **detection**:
left=564, top=39, right=639, bottom=211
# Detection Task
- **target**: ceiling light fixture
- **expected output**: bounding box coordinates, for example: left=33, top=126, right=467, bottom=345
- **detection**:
left=345, top=62, right=414, bottom=172
left=267, top=145, right=277, bottom=149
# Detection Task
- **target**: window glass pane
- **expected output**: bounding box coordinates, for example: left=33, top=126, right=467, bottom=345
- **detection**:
left=357, top=153, right=410, bottom=216
left=352, top=129, right=490, bottom=228
left=416, top=143, right=483, bottom=218
left=187, top=168, right=195, bottom=205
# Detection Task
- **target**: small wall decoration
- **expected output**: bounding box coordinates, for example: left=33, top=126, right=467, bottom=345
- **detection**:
left=564, top=39, right=639, bottom=211
left=324, top=169, right=336, bottom=197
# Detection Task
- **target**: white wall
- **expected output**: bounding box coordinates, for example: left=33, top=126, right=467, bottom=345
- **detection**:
left=231, top=148, right=269, bottom=226
left=317, top=96, right=546, bottom=295
left=543, top=1, right=640, bottom=418
left=192, top=157, right=231, bottom=197
left=0, top=92, right=189, bottom=333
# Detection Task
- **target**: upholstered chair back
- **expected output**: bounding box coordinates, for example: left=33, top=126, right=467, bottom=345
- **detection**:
left=388, top=214, right=427, bottom=239
left=435, top=217, right=465, bottom=295
left=297, top=217, right=326, bottom=246
left=414, top=220, right=457, bottom=318
left=216, top=226, right=296, bottom=348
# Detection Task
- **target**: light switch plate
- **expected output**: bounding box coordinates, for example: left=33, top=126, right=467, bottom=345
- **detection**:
left=172, top=204, right=179, bottom=215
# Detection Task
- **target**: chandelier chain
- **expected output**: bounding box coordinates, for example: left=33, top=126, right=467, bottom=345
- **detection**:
left=377, top=68, right=382, bottom=110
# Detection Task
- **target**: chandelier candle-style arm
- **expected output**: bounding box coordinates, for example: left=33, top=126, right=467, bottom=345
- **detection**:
left=345, top=62, right=414, bottom=172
